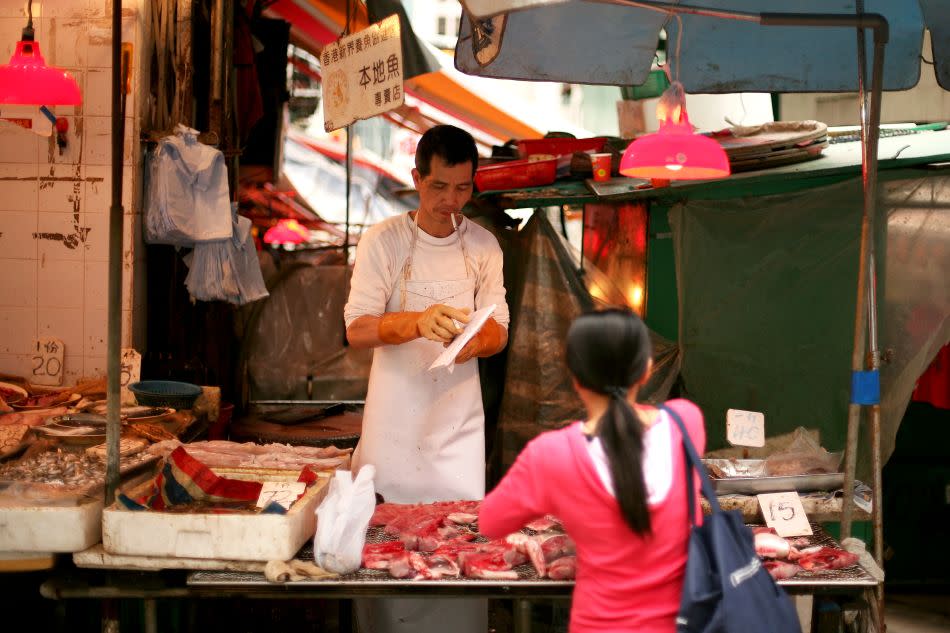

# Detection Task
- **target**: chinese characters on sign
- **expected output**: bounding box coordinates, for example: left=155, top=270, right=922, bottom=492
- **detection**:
left=726, top=408, right=765, bottom=448
left=322, top=14, right=404, bottom=132
left=120, top=348, right=142, bottom=404
left=31, top=337, right=65, bottom=386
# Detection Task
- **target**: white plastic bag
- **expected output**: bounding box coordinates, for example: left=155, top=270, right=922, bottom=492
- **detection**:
left=314, top=465, right=376, bottom=574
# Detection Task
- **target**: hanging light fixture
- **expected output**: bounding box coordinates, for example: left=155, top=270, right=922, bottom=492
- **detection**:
left=619, top=80, right=729, bottom=180
left=0, top=0, right=82, bottom=106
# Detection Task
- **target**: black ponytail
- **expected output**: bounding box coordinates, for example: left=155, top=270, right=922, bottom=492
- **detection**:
left=566, top=309, right=653, bottom=535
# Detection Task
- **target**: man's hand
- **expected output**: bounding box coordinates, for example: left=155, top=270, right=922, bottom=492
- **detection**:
left=455, top=317, right=507, bottom=363
left=418, top=304, right=470, bottom=343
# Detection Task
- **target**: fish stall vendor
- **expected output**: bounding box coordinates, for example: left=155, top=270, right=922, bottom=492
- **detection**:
left=343, top=124, right=509, bottom=633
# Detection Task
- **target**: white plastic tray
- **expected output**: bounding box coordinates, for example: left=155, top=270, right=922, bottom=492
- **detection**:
left=102, top=470, right=330, bottom=562
left=0, top=497, right=103, bottom=553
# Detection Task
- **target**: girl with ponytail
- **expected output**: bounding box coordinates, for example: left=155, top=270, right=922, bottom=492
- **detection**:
left=480, top=308, right=706, bottom=633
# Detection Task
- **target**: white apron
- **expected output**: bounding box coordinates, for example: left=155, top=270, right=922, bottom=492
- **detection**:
left=353, top=214, right=487, bottom=633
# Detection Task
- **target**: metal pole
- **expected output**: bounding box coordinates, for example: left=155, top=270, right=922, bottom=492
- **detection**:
left=840, top=2, right=872, bottom=543
left=865, top=35, right=888, bottom=633
left=345, top=125, right=352, bottom=260
left=515, top=599, right=533, bottom=633
left=105, top=0, right=126, bottom=506
left=343, top=1, right=352, bottom=262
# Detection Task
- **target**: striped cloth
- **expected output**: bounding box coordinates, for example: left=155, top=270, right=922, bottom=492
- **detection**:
left=119, top=446, right=318, bottom=514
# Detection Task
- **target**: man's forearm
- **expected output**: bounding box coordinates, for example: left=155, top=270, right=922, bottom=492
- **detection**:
left=346, top=315, right=386, bottom=349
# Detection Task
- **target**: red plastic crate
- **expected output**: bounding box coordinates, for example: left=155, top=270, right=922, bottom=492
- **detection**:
left=517, top=136, right=608, bottom=158
left=475, top=157, right=557, bottom=191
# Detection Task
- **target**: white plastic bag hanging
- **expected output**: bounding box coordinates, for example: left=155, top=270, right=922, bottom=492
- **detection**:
left=314, top=465, right=376, bottom=574
left=145, top=124, right=234, bottom=246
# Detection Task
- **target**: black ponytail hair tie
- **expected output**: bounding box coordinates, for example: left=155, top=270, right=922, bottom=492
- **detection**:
left=605, top=386, right=628, bottom=399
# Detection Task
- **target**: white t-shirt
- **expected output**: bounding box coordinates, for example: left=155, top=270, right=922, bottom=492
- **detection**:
left=584, top=409, right=675, bottom=506
left=343, top=213, right=510, bottom=328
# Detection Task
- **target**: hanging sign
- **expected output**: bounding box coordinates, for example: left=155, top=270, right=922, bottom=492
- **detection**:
left=322, top=14, right=404, bottom=132
left=31, top=337, right=64, bottom=386
left=120, top=348, right=142, bottom=404
left=757, top=492, right=813, bottom=537
left=726, top=408, right=765, bottom=447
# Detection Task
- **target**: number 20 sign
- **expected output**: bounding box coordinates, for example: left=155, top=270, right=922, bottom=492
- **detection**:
left=31, top=337, right=64, bottom=386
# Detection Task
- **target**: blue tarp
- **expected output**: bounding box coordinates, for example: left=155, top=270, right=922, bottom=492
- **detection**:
left=456, top=1, right=942, bottom=93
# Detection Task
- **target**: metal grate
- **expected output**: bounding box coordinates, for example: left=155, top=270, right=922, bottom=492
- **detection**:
left=829, top=128, right=921, bottom=144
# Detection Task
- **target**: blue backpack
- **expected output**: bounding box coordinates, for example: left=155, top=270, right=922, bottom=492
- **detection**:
left=663, top=405, right=802, bottom=633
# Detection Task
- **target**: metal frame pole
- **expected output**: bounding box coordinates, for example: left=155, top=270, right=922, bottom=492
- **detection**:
left=105, top=0, right=126, bottom=506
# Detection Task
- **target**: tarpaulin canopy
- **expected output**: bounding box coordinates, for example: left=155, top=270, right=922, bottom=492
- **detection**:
left=456, top=0, right=950, bottom=92
left=267, top=0, right=545, bottom=141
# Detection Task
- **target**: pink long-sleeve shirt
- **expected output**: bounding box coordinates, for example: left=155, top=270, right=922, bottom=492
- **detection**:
left=479, top=399, right=706, bottom=633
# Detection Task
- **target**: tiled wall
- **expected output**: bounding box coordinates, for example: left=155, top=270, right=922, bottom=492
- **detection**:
left=0, top=0, right=147, bottom=385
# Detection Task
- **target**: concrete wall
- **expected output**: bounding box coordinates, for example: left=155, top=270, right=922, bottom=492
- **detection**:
left=0, top=0, right=148, bottom=386
left=781, top=31, right=950, bottom=125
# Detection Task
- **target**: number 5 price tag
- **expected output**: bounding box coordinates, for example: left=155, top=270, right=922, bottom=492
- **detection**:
left=31, top=337, right=64, bottom=386
left=726, top=409, right=765, bottom=447
left=256, top=481, right=307, bottom=511
left=757, top=492, right=813, bottom=537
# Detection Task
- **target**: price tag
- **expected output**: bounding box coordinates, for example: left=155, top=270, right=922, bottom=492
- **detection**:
left=726, top=409, right=765, bottom=447
left=119, top=348, right=141, bottom=404
left=31, top=337, right=64, bottom=386
left=256, top=481, right=306, bottom=511
left=757, top=492, right=813, bottom=537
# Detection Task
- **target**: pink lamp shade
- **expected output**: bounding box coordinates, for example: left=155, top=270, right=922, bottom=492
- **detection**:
left=264, top=219, right=309, bottom=245
left=0, top=40, right=82, bottom=105
left=619, top=96, right=730, bottom=181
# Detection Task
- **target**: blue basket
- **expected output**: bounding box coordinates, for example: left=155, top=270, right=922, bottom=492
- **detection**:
left=128, top=380, right=203, bottom=409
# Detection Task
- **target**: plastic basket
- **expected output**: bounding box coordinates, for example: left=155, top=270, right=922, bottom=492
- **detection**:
left=516, top=137, right=608, bottom=159
left=128, top=380, right=203, bottom=409
left=474, top=157, right=557, bottom=192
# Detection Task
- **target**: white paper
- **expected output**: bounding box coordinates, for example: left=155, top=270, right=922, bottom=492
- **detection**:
left=256, top=481, right=307, bottom=510
left=429, top=304, right=497, bottom=373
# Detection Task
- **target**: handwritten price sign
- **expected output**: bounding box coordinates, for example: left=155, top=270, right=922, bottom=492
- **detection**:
left=31, top=337, right=64, bottom=386
left=256, top=481, right=306, bottom=511
left=119, top=348, right=141, bottom=404
left=757, top=492, right=813, bottom=537
left=726, top=409, right=765, bottom=447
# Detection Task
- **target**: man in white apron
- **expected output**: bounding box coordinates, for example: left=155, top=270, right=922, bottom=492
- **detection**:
left=344, top=125, right=510, bottom=633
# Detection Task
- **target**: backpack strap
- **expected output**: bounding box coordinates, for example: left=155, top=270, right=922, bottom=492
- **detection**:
left=661, top=403, right=721, bottom=526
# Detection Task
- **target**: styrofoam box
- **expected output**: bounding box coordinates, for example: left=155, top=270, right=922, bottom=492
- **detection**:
left=0, top=498, right=103, bottom=553
left=102, top=470, right=331, bottom=561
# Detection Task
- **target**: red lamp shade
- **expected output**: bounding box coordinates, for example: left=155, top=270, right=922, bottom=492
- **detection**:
left=264, top=219, right=309, bottom=246
left=0, top=40, right=82, bottom=105
left=619, top=82, right=729, bottom=181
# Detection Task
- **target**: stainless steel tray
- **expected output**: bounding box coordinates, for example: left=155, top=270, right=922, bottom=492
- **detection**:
left=704, top=459, right=844, bottom=495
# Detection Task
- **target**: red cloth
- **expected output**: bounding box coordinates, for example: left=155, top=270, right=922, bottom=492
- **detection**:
left=479, top=399, right=705, bottom=633
left=913, top=344, right=950, bottom=409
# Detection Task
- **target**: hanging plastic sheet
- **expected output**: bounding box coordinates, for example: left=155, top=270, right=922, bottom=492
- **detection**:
left=670, top=172, right=950, bottom=477
left=145, top=125, right=234, bottom=246
left=492, top=210, right=679, bottom=480
left=183, top=214, right=269, bottom=306
left=238, top=265, right=373, bottom=401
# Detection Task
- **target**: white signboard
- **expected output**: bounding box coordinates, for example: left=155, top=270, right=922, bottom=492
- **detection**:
left=726, top=408, right=765, bottom=447
left=757, top=492, right=813, bottom=537
left=120, top=348, right=142, bottom=404
left=322, top=14, right=404, bottom=132
left=256, top=481, right=307, bottom=511
left=31, top=337, right=64, bottom=386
